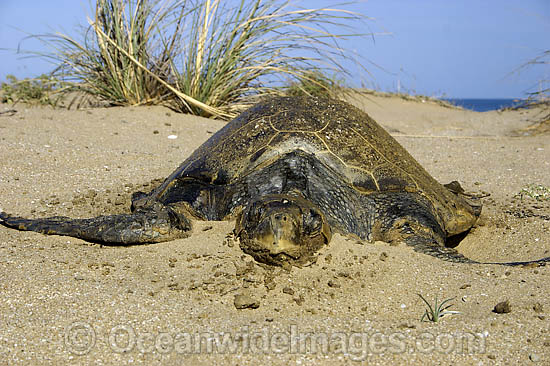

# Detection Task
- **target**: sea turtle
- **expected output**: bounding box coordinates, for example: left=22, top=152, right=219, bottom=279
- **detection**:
left=1, top=96, right=548, bottom=266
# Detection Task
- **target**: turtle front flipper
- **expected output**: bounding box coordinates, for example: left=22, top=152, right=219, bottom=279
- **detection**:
left=0, top=205, right=191, bottom=244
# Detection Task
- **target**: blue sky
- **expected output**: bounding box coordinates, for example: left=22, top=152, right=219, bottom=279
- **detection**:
left=0, top=0, right=548, bottom=98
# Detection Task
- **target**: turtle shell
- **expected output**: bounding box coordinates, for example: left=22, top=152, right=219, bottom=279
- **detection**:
left=155, top=96, right=477, bottom=235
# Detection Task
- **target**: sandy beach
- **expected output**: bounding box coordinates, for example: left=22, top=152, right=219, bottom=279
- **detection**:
left=1, top=92, right=549, bottom=365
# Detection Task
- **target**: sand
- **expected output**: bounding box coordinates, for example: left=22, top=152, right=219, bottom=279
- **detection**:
left=0, top=93, right=549, bottom=365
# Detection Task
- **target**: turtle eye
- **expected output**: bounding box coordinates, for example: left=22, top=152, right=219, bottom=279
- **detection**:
left=303, top=209, right=322, bottom=234
left=245, top=200, right=264, bottom=223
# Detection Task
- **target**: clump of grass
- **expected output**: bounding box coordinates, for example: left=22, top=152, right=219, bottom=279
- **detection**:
left=1, top=74, right=64, bottom=106
left=418, top=294, right=460, bottom=323
left=524, top=50, right=550, bottom=103
left=510, top=49, right=549, bottom=130
left=31, top=0, right=370, bottom=118
left=168, top=0, right=368, bottom=117
left=34, top=0, right=187, bottom=108
left=285, top=70, right=344, bottom=99
left=515, top=184, right=550, bottom=201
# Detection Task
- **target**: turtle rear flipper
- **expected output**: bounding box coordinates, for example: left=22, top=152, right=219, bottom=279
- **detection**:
left=376, top=193, right=549, bottom=266
left=397, top=235, right=477, bottom=264
left=0, top=206, right=191, bottom=244
left=405, top=235, right=550, bottom=266
left=395, top=232, right=550, bottom=266
left=379, top=214, right=479, bottom=264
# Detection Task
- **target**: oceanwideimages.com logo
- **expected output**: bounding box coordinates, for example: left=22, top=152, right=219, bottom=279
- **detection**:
left=64, top=322, right=487, bottom=361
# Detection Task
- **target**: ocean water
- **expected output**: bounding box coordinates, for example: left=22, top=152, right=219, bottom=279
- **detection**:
left=443, top=98, right=523, bottom=112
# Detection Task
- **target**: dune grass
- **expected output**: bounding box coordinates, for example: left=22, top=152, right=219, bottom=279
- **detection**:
left=32, top=0, right=370, bottom=118
left=33, top=0, right=190, bottom=108
left=1, top=74, right=65, bottom=106
left=526, top=51, right=550, bottom=129
left=512, top=49, right=549, bottom=128
left=284, top=69, right=345, bottom=99
left=524, top=50, right=550, bottom=101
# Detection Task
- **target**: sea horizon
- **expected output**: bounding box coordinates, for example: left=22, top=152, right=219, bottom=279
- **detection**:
left=442, top=98, right=524, bottom=112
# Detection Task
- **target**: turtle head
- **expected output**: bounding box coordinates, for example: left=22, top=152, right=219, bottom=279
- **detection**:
left=235, top=195, right=331, bottom=266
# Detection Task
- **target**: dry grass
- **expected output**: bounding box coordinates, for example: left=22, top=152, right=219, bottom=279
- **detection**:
left=30, top=0, right=370, bottom=119
left=168, top=0, right=368, bottom=117
left=510, top=49, right=550, bottom=131
left=522, top=50, right=549, bottom=131
left=33, top=0, right=189, bottom=107
left=284, top=70, right=344, bottom=99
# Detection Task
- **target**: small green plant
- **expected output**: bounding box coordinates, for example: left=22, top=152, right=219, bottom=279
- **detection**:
left=418, top=294, right=460, bottom=322
left=1, top=74, right=63, bottom=106
left=515, top=184, right=550, bottom=201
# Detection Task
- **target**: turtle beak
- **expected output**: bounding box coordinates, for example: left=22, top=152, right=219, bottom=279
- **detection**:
left=253, top=210, right=302, bottom=258
left=235, top=195, right=331, bottom=265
